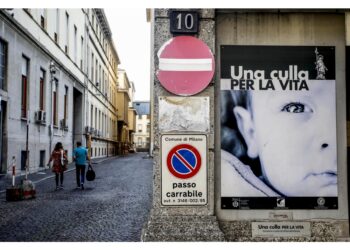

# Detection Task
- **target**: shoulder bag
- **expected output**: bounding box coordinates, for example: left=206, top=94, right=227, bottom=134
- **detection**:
left=61, top=150, right=68, bottom=171
left=86, top=164, right=96, bottom=181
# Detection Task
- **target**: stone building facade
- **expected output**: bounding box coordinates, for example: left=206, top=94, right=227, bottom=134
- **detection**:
left=117, top=69, right=136, bottom=154
left=143, top=9, right=350, bottom=241
left=133, top=101, right=150, bottom=152
left=0, top=9, right=86, bottom=175
left=128, top=81, right=137, bottom=150
left=0, top=8, right=127, bottom=175
left=84, top=9, right=120, bottom=159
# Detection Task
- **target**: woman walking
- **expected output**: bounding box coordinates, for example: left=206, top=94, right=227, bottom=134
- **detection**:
left=47, top=142, right=67, bottom=190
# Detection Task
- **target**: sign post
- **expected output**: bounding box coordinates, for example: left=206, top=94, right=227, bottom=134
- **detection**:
left=11, top=156, right=16, bottom=187
left=25, top=110, right=29, bottom=180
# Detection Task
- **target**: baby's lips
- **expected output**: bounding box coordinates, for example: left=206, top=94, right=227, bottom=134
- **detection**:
left=316, top=171, right=338, bottom=186
left=304, top=170, right=337, bottom=182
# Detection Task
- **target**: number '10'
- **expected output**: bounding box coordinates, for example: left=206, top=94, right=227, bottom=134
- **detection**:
left=176, top=13, right=194, bottom=30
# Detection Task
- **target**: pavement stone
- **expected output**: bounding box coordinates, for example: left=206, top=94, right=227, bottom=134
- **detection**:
left=0, top=152, right=153, bottom=242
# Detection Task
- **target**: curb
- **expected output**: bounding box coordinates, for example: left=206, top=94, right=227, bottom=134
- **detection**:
left=0, top=167, right=76, bottom=194
left=0, top=156, right=119, bottom=194
left=91, top=156, right=119, bottom=164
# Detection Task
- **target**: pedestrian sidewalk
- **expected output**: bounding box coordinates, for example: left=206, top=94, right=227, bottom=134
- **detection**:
left=0, top=155, right=118, bottom=193
left=91, top=155, right=118, bottom=164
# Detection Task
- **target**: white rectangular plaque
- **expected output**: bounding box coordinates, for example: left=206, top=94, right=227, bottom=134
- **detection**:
left=159, top=96, right=209, bottom=132
left=161, top=134, right=207, bottom=206
left=252, top=222, right=311, bottom=238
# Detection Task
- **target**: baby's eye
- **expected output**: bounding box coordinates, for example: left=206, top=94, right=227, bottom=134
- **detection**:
left=281, top=102, right=312, bottom=113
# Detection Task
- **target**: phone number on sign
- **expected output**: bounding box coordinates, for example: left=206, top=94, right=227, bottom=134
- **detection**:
left=177, top=198, right=206, bottom=203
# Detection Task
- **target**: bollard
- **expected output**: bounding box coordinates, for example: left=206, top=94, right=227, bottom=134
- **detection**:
left=11, top=156, right=16, bottom=187
left=6, top=156, right=23, bottom=201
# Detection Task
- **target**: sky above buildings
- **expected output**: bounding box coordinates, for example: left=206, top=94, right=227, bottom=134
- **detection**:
left=104, top=8, right=151, bottom=101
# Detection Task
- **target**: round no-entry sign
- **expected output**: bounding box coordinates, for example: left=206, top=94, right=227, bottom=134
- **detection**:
left=167, top=144, right=201, bottom=179
left=157, top=36, right=215, bottom=96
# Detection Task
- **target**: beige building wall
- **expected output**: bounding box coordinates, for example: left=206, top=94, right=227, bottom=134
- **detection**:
left=85, top=9, right=119, bottom=159
left=128, top=109, right=136, bottom=140
left=127, top=81, right=136, bottom=145
left=117, top=69, right=131, bottom=124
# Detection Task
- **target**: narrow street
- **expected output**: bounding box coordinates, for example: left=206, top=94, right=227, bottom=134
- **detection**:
left=0, top=152, right=153, bottom=242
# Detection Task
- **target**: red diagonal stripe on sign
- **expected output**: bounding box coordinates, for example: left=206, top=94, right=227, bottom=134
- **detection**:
left=174, top=151, right=195, bottom=172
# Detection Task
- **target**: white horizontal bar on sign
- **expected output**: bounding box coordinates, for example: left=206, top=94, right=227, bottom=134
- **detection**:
left=159, top=58, right=212, bottom=71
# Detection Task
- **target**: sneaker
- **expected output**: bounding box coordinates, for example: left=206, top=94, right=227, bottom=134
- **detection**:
left=55, top=186, right=60, bottom=191
left=60, top=185, right=64, bottom=190
left=76, top=186, right=81, bottom=189
left=81, top=184, right=84, bottom=190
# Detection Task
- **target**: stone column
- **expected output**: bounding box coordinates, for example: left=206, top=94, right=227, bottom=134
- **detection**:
left=141, top=8, right=225, bottom=241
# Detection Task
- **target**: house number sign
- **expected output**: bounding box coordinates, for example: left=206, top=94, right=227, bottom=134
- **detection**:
left=170, top=11, right=199, bottom=34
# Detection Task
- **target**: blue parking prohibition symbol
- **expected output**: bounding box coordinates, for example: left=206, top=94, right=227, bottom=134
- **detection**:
left=167, top=144, right=202, bottom=179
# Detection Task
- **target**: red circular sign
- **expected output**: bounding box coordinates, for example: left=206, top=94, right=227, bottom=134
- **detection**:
left=157, top=36, right=215, bottom=96
left=167, top=144, right=201, bottom=179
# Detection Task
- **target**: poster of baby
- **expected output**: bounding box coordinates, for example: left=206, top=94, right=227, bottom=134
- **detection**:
left=220, top=46, right=338, bottom=209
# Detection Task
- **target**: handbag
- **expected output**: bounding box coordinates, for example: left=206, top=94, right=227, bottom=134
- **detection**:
left=86, top=164, right=96, bottom=181
left=61, top=150, right=68, bottom=171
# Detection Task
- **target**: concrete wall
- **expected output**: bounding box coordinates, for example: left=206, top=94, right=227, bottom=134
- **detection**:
left=142, top=9, right=227, bottom=241
left=215, top=11, right=348, bottom=238
left=346, top=12, right=350, bottom=45
left=150, top=9, right=216, bottom=217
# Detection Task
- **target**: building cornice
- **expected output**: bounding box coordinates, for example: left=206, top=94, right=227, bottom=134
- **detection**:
left=93, top=8, right=120, bottom=65
left=94, top=9, right=112, bottom=39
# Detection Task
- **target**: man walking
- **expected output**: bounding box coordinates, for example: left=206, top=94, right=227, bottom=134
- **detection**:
left=73, top=141, right=89, bottom=190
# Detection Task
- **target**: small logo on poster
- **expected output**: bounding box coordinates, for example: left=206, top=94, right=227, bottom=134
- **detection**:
left=232, top=199, right=240, bottom=208
left=277, top=198, right=285, bottom=208
left=317, top=197, right=326, bottom=206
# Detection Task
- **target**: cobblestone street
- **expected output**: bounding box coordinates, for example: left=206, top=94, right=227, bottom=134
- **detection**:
left=0, top=153, right=153, bottom=242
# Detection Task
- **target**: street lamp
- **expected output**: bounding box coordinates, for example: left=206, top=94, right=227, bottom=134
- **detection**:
left=49, top=61, right=57, bottom=156
left=50, top=61, right=57, bottom=75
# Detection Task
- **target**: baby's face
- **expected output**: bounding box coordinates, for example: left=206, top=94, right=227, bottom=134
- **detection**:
left=251, top=81, right=337, bottom=197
